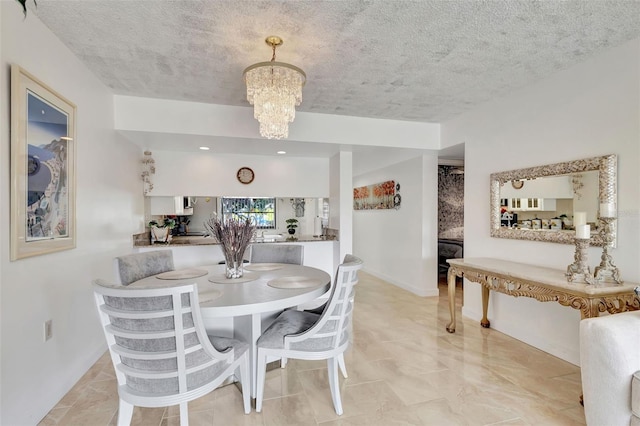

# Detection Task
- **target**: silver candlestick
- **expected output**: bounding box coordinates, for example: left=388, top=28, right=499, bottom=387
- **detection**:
left=566, top=238, right=596, bottom=285
left=594, top=217, right=623, bottom=284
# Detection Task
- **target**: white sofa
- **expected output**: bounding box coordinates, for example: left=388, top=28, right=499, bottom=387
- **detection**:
left=580, top=309, right=640, bottom=425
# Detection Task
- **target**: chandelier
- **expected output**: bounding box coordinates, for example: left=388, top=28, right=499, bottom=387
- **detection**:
left=243, top=36, right=306, bottom=139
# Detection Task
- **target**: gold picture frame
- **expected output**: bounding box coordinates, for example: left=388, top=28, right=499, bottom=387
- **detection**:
left=10, top=65, right=76, bottom=260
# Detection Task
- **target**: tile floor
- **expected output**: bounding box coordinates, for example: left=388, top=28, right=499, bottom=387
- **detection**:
left=39, top=273, right=586, bottom=425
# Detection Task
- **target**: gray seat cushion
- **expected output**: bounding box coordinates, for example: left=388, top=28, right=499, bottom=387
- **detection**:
left=209, top=336, right=249, bottom=361
left=257, top=310, right=319, bottom=349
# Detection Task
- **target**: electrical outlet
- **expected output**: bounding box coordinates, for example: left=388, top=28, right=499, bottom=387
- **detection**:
left=44, top=319, right=53, bottom=341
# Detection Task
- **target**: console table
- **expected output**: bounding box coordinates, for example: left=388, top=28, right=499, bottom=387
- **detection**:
left=446, top=257, right=640, bottom=333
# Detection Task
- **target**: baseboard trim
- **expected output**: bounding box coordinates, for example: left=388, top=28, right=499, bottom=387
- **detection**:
left=362, top=268, right=439, bottom=297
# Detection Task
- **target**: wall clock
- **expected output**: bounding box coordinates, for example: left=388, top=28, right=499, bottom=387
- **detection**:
left=237, top=167, right=255, bottom=184
left=511, top=180, right=524, bottom=189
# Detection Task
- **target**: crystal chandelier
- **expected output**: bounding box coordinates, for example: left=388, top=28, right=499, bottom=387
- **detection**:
left=243, top=36, right=306, bottom=139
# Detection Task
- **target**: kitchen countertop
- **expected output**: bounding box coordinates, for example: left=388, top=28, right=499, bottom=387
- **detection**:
left=133, top=233, right=337, bottom=247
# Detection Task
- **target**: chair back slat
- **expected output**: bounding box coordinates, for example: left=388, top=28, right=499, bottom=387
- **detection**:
left=285, top=255, right=362, bottom=352
left=93, top=279, right=232, bottom=396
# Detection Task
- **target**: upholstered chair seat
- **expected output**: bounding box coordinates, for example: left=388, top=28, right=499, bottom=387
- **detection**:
left=257, top=310, right=320, bottom=349
left=255, top=255, right=363, bottom=416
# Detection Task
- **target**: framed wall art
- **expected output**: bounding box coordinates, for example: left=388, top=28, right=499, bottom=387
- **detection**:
left=353, top=180, right=401, bottom=210
left=10, top=65, right=76, bottom=260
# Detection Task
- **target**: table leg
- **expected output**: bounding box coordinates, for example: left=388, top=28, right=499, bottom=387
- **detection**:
left=582, top=299, right=600, bottom=319
left=446, top=269, right=457, bottom=333
left=233, top=314, right=261, bottom=398
left=481, top=285, right=491, bottom=328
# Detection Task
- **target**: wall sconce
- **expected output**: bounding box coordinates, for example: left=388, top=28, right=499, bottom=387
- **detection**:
left=290, top=198, right=305, bottom=217
left=141, top=150, right=155, bottom=195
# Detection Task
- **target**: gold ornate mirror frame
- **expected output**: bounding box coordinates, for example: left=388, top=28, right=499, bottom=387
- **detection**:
left=490, top=154, right=617, bottom=247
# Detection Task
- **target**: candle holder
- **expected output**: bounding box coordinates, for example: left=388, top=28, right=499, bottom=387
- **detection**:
left=594, top=217, right=623, bottom=284
left=566, top=238, right=596, bottom=285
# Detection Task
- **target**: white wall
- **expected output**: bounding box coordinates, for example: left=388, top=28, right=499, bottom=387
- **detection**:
left=0, top=5, right=143, bottom=424
left=353, top=155, right=439, bottom=297
left=330, top=151, right=353, bottom=261
left=114, top=95, right=441, bottom=149
left=500, top=175, right=575, bottom=199
left=441, top=38, right=640, bottom=365
left=147, top=150, right=329, bottom=198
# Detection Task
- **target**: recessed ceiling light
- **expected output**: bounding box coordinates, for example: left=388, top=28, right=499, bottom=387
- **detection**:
left=199, top=146, right=210, bottom=150
left=277, top=151, right=286, bottom=155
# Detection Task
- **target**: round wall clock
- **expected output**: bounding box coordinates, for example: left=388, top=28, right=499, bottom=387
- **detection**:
left=511, top=180, right=524, bottom=189
left=237, top=167, right=255, bottom=184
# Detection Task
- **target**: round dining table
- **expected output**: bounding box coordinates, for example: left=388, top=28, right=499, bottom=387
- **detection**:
left=129, top=263, right=331, bottom=397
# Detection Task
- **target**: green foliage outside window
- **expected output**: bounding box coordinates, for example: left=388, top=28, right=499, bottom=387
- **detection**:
left=221, top=197, right=276, bottom=229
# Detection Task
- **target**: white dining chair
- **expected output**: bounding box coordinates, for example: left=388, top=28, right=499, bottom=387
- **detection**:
left=255, top=254, right=363, bottom=415
left=114, top=250, right=175, bottom=285
left=93, top=279, right=251, bottom=425
left=248, top=244, right=304, bottom=265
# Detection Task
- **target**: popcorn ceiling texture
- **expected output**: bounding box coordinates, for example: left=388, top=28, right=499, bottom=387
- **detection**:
left=31, top=1, right=640, bottom=123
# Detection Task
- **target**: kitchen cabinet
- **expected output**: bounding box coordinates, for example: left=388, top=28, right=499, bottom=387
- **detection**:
left=508, top=198, right=557, bottom=212
left=150, top=196, right=193, bottom=216
left=508, top=198, right=522, bottom=210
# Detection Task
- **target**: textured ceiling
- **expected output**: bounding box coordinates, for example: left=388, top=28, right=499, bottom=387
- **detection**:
left=30, top=0, right=640, bottom=125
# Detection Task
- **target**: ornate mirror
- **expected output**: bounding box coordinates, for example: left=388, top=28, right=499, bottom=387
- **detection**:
left=490, top=154, right=617, bottom=246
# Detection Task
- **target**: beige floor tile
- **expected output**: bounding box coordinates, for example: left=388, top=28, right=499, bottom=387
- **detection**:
left=260, top=393, right=317, bottom=426
left=211, top=386, right=264, bottom=426
left=260, top=364, right=305, bottom=400
left=165, top=391, right=217, bottom=417
left=335, top=380, right=406, bottom=422
left=130, top=407, right=166, bottom=426
left=66, top=378, right=119, bottom=414
left=56, top=407, right=116, bottom=426
left=37, top=407, right=71, bottom=426
left=296, top=368, right=350, bottom=423
left=318, top=407, right=424, bottom=425
left=161, top=409, right=214, bottom=426
left=406, top=398, right=481, bottom=425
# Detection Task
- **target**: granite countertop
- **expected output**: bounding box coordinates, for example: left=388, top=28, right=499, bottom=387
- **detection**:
left=133, top=233, right=337, bottom=247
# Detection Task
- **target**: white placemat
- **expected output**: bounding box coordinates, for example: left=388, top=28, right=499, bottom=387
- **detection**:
left=208, top=271, right=258, bottom=284
left=199, top=289, right=222, bottom=303
left=267, top=276, right=325, bottom=289
left=156, top=268, right=209, bottom=280
left=244, top=263, right=285, bottom=272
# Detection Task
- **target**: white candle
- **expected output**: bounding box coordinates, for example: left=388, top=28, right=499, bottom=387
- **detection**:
left=574, top=211, right=587, bottom=227
left=600, top=202, right=615, bottom=218
left=576, top=224, right=591, bottom=239
left=314, top=216, right=323, bottom=236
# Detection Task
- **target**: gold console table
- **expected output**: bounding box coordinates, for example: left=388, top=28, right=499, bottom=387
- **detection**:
left=446, top=257, right=640, bottom=333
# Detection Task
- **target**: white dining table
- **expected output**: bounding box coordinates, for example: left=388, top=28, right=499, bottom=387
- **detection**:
left=129, top=263, right=331, bottom=397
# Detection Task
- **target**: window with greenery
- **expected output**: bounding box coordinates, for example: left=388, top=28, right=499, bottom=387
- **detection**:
left=221, top=197, right=276, bottom=229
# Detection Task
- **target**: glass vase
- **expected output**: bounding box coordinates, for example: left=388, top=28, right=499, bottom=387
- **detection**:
left=223, top=246, right=248, bottom=279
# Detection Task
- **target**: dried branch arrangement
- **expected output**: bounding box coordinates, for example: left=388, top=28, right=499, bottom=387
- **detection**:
left=204, top=215, right=256, bottom=278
